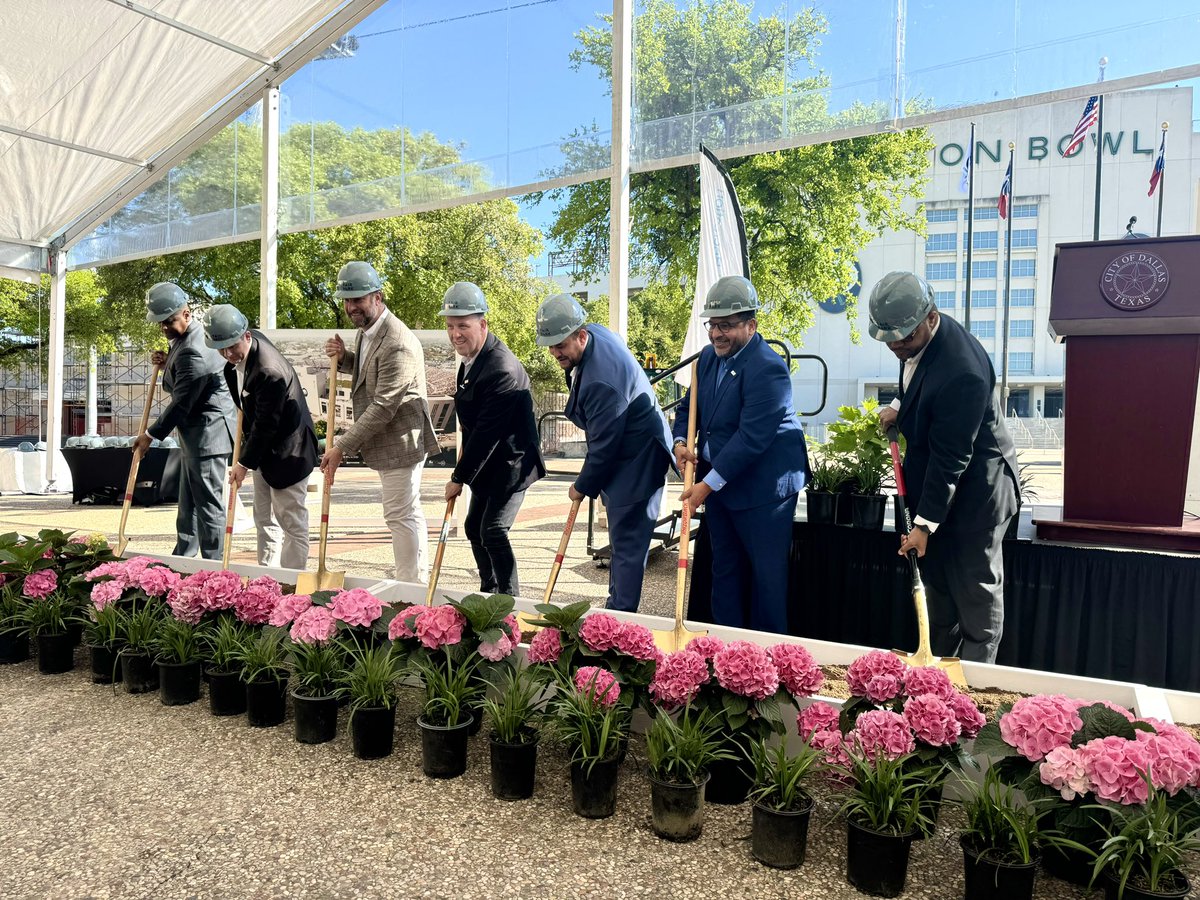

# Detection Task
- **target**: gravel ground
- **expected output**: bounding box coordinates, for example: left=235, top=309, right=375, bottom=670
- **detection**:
left=0, top=647, right=1150, bottom=900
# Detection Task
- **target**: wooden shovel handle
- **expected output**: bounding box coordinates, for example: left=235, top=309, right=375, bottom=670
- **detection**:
left=117, top=362, right=162, bottom=548
left=542, top=497, right=582, bottom=605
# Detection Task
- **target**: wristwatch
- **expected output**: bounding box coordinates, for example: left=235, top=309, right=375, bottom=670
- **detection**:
left=912, top=522, right=931, bottom=535
left=673, top=438, right=687, bottom=448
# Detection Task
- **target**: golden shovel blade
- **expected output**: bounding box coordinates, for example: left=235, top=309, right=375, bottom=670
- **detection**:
left=295, top=567, right=345, bottom=595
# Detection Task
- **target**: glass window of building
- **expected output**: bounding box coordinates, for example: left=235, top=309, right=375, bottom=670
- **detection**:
left=1010, top=288, right=1036, bottom=307
left=933, top=290, right=955, bottom=308
left=926, top=208, right=957, bottom=223
left=970, top=321, right=996, bottom=338
left=974, top=206, right=1000, bottom=221
left=1012, top=205, right=1038, bottom=219
left=926, top=233, right=957, bottom=252
left=1011, top=259, right=1036, bottom=277
left=972, top=260, right=997, bottom=279
left=971, top=290, right=997, bottom=308
left=973, top=231, right=998, bottom=250
left=926, top=262, right=956, bottom=281
left=1010, top=229, right=1037, bottom=248
left=1009, top=352, right=1034, bottom=373
left=1010, top=319, right=1035, bottom=337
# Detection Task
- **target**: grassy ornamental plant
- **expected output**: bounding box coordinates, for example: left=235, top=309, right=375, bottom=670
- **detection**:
left=1090, top=779, right=1200, bottom=898
left=837, top=748, right=932, bottom=836
left=412, top=650, right=484, bottom=728
left=805, top=444, right=851, bottom=493
left=154, top=616, right=202, bottom=665
left=200, top=617, right=254, bottom=673
left=481, top=664, right=545, bottom=744
left=645, top=706, right=734, bottom=786
left=234, top=627, right=290, bottom=685
left=337, top=642, right=405, bottom=711
left=748, top=738, right=823, bottom=812
left=958, top=765, right=1045, bottom=865
left=120, top=599, right=167, bottom=655
left=16, top=571, right=70, bottom=636
left=551, top=666, right=631, bottom=773
left=289, top=640, right=343, bottom=698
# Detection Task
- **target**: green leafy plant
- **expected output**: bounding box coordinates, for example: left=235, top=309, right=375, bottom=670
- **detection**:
left=0, top=579, right=25, bottom=632
left=481, top=664, right=545, bottom=744
left=827, top=399, right=893, bottom=496
left=118, top=600, right=166, bottom=653
left=234, top=627, right=290, bottom=685
left=550, top=669, right=631, bottom=773
left=806, top=444, right=851, bottom=493
left=200, top=617, right=253, bottom=673
left=289, top=640, right=343, bottom=697
left=645, top=706, right=734, bottom=786
left=337, top=642, right=404, bottom=711
left=849, top=456, right=885, bottom=496
left=411, top=649, right=484, bottom=727
left=748, top=737, right=823, bottom=812
left=154, top=617, right=201, bottom=665
left=1090, top=781, right=1200, bottom=897
left=958, top=764, right=1045, bottom=865
left=836, top=750, right=932, bottom=836
left=1016, top=457, right=1040, bottom=505
left=81, top=603, right=123, bottom=649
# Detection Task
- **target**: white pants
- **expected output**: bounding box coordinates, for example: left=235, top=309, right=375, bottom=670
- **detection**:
left=378, top=464, right=427, bottom=583
left=252, top=473, right=311, bottom=571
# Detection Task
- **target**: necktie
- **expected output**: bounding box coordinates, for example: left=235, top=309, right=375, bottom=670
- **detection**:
left=716, top=357, right=731, bottom=390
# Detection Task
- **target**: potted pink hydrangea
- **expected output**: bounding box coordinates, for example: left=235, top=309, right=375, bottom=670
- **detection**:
left=84, top=556, right=180, bottom=684
left=285, top=601, right=342, bottom=745
left=550, top=665, right=631, bottom=819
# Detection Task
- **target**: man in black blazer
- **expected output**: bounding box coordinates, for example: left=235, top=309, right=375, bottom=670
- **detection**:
left=439, top=283, right=545, bottom=595
left=870, top=272, right=1019, bottom=664
left=205, top=305, right=318, bottom=570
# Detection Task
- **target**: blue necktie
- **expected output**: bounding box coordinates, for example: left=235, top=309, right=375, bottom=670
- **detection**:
left=715, top=357, right=731, bottom=390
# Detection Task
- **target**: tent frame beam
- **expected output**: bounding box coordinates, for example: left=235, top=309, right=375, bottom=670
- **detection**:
left=0, top=123, right=146, bottom=167
left=104, top=0, right=277, bottom=68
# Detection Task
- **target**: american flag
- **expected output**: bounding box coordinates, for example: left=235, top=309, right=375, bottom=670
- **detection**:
left=1148, top=132, right=1165, bottom=197
left=1062, top=96, right=1099, bottom=157
left=998, top=158, right=1013, bottom=219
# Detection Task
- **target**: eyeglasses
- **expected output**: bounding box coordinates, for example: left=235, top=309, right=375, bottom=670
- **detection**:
left=704, top=319, right=746, bottom=335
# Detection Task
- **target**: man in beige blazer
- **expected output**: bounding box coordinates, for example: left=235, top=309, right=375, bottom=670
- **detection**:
left=321, top=261, right=438, bottom=582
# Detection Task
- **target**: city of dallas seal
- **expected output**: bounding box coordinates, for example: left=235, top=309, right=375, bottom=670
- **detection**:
left=1099, top=250, right=1169, bottom=310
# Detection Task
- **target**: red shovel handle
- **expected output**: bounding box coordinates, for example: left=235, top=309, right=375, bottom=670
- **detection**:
left=886, top=426, right=920, bottom=577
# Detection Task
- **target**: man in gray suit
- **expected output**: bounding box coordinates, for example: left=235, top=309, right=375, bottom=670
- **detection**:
left=321, top=261, right=438, bottom=582
left=133, top=283, right=236, bottom=560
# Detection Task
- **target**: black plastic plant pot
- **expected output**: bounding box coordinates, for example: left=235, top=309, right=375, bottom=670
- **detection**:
left=851, top=493, right=888, bottom=530
left=89, top=643, right=122, bottom=684
left=158, top=660, right=202, bottom=706
left=350, top=704, right=396, bottom=760
left=418, top=714, right=473, bottom=779
left=120, top=650, right=159, bottom=693
left=292, top=692, right=338, bottom=745
left=67, top=620, right=84, bottom=647
left=846, top=819, right=915, bottom=898
left=1102, top=870, right=1192, bottom=900
left=961, top=837, right=1040, bottom=900
left=570, top=757, right=620, bottom=819
left=704, top=753, right=752, bottom=805
left=36, top=631, right=75, bottom=674
left=805, top=490, right=839, bottom=525
left=649, top=774, right=708, bottom=842
left=245, top=677, right=287, bottom=727
left=489, top=735, right=538, bottom=801
left=207, top=669, right=247, bottom=717
left=751, top=796, right=814, bottom=869
left=0, top=630, right=30, bottom=665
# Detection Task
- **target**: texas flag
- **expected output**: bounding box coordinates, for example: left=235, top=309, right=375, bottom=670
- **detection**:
left=997, top=158, right=1013, bottom=219
left=1148, top=132, right=1165, bottom=197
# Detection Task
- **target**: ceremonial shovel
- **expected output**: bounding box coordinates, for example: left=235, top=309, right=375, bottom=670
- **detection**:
left=519, top=496, right=583, bottom=634
left=115, top=362, right=162, bottom=556
left=886, top=425, right=967, bottom=688
left=220, top=408, right=245, bottom=569
left=651, top=360, right=708, bottom=654
left=424, top=497, right=456, bottom=605
left=296, top=358, right=346, bottom=594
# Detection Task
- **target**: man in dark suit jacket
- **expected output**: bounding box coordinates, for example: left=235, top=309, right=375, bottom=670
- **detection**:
left=536, top=293, right=674, bottom=612
left=134, top=283, right=236, bottom=560
left=870, top=271, right=1019, bottom=663
left=205, top=305, right=318, bottom=571
left=439, top=282, right=545, bottom=595
left=675, top=276, right=808, bottom=634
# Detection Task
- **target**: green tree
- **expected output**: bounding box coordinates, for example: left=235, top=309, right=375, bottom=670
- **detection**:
left=531, top=0, right=933, bottom=350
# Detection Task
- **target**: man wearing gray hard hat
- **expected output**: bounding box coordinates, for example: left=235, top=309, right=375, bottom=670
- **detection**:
left=536, top=294, right=673, bottom=612
left=440, top=282, right=545, bottom=595
left=869, top=271, right=1018, bottom=664
left=322, top=261, right=438, bottom=583
left=133, top=283, right=236, bottom=559
left=205, top=305, right=318, bottom=570
left=674, top=275, right=808, bottom=634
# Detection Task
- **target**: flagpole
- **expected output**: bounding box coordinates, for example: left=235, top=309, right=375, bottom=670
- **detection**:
left=1001, top=143, right=1015, bottom=416
left=964, top=122, right=975, bottom=330
left=1093, top=57, right=1107, bottom=241
left=1156, top=122, right=1168, bottom=238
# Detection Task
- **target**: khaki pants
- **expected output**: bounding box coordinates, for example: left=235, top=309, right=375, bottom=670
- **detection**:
left=378, top=464, right=428, bottom=583
left=252, top=473, right=311, bottom=570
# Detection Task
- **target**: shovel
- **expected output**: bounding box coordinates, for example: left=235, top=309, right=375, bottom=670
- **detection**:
left=518, top=496, right=583, bottom=634
left=296, top=357, right=346, bottom=594
left=116, top=362, right=162, bottom=556
left=220, top=408, right=245, bottom=569
left=886, top=425, right=967, bottom=688
left=424, top=497, right=456, bottom=605
left=652, top=360, right=708, bottom=654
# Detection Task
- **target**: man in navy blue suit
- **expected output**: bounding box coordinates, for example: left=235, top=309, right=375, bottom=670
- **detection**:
left=675, top=276, right=808, bottom=633
left=536, top=294, right=673, bottom=612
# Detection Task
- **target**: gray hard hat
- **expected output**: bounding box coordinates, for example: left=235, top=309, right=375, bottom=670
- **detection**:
left=334, top=261, right=383, bottom=299
left=868, top=271, right=935, bottom=342
left=535, top=293, right=588, bottom=346
left=438, top=281, right=488, bottom=317
left=204, top=304, right=250, bottom=350
left=703, top=275, right=759, bottom=318
left=145, top=282, right=189, bottom=323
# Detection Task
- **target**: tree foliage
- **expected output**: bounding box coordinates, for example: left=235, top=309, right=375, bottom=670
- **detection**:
left=531, top=0, right=933, bottom=349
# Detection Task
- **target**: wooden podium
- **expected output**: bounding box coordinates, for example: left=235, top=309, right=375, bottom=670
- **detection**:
left=1038, top=236, right=1200, bottom=551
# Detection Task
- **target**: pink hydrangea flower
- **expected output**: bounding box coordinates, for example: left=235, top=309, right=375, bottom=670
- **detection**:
left=846, top=650, right=909, bottom=698
left=713, top=641, right=780, bottom=701
left=798, top=701, right=842, bottom=739
left=812, top=726, right=853, bottom=770
left=614, top=621, right=660, bottom=661
left=387, top=605, right=424, bottom=640
left=166, top=586, right=205, bottom=625
left=850, top=709, right=916, bottom=761
left=478, top=615, right=522, bottom=662
left=290, top=605, right=338, bottom=644
left=578, top=613, right=623, bottom=652
left=269, top=594, right=313, bottom=627
left=137, top=565, right=181, bottom=598
left=949, top=693, right=987, bottom=739
left=685, top=635, right=725, bottom=660
left=329, top=588, right=383, bottom=628
left=574, top=666, right=620, bottom=708
left=649, top=650, right=709, bottom=709
left=22, top=570, right=57, bottom=599
left=1040, top=746, right=1091, bottom=801
left=527, top=627, right=563, bottom=664
left=902, top=666, right=956, bottom=702
left=1078, top=735, right=1151, bottom=805
left=85, top=561, right=124, bottom=582
left=195, top=569, right=243, bottom=612
left=415, top=603, right=466, bottom=649
left=1139, top=733, right=1200, bottom=795
left=1078, top=699, right=1136, bottom=722
left=770, top=643, right=824, bottom=697
left=864, top=674, right=903, bottom=704
left=90, top=579, right=124, bottom=610
left=903, top=694, right=962, bottom=747
left=1137, top=721, right=1200, bottom=788
left=234, top=576, right=283, bottom=625
left=1000, top=695, right=1084, bottom=762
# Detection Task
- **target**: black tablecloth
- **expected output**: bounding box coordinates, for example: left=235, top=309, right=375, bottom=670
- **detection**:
left=62, top=447, right=181, bottom=506
left=688, top=520, right=1200, bottom=692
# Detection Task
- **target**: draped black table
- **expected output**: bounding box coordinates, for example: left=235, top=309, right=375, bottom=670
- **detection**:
left=688, top=519, right=1200, bottom=692
left=61, top=447, right=181, bottom=506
